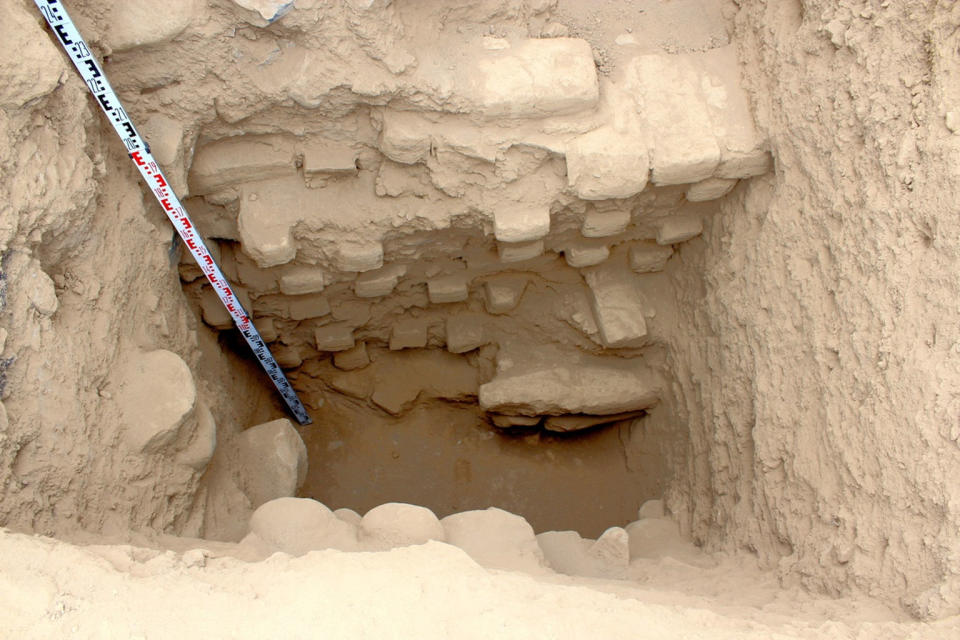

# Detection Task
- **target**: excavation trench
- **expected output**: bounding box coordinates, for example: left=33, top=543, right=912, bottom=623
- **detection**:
left=5, top=0, right=960, bottom=630
left=200, top=229, right=683, bottom=538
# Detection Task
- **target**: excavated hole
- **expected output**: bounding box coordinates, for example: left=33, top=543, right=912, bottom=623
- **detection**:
left=194, top=217, right=684, bottom=538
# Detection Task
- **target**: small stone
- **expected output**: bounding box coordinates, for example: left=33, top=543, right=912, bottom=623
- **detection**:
left=629, top=243, right=673, bottom=273
left=189, top=135, right=296, bottom=195
left=359, top=503, right=445, bottom=551
left=334, top=242, right=383, bottom=273
left=287, top=295, right=331, bottom=321
left=301, top=142, right=358, bottom=175
left=581, top=208, right=630, bottom=238
left=253, top=317, right=279, bottom=343
left=26, top=261, right=58, bottom=316
left=181, top=549, right=208, bottom=569
left=490, top=414, right=542, bottom=428
left=272, top=344, right=303, bottom=369
left=493, top=205, right=551, bottom=243
left=445, top=315, right=485, bottom=354
left=177, top=401, right=217, bottom=471
left=946, top=111, right=960, bottom=134
left=315, top=325, right=355, bottom=352
left=355, top=264, right=405, bottom=298
left=583, top=262, right=648, bottom=348
left=334, top=508, right=362, bottom=526
left=200, top=286, right=252, bottom=330
left=389, top=318, right=428, bottom=350
left=105, top=0, right=201, bottom=52
left=543, top=411, right=644, bottom=432
left=441, top=508, right=548, bottom=574
left=236, top=418, right=308, bottom=509
left=116, top=350, right=197, bottom=454
left=685, top=177, right=738, bottom=202
left=565, top=127, right=649, bottom=200
left=0, top=328, right=7, bottom=352
left=378, top=110, right=431, bottom=164
left=479, top=359, right=660, bottom=416
left=279, top=268, right=325, bottom=295
left=498, top=240, right=544, bottom=263
left=371, top=383, right=420, bottom=416
left=564, top=244, right=609, bottom=268
left=328, top=372, right=373, bottom=399
left=427, top=276, right=469, bottom=304
left=333, top=342, right=370, bottom=370
left=249, top=498, right=358, bottom=556
left=483, top=277, right=527, bottom=314
left=586, top=526, right=630, bottom=577
left=656, top=216, right=703, bottom=245
left=638, top=499, right=664, bottom=520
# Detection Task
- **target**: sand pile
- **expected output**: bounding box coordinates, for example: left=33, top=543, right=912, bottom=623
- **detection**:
left=0, top=0, right=959, bottom=636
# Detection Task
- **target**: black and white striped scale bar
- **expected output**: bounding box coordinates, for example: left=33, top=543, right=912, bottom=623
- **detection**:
left=33, top=0, right=313, bottom=425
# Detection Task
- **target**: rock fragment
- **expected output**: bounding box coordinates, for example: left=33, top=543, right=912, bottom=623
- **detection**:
left=581, top=208, right=631, bottom=237
left=483, top=277, right=528, bottom=314
left=445, top=315, right=485, bottom=354
left=389, top=318, right=429, bottom=350
left=543, top=411, right=645, bottom=433
left=566, top=127, right=649, bottom=200
left=355, top=264, right=405, bottom=298
left=427, top=276, right=469, bottom=304
left=315, top=325, right=355, bottom=352
left=25, top=260, right=58, bottom=317
left=279, top=268, right=326, bottom=296
left=236, top=418, right=308, bottom=509
left=564, top=244, right=609, bottom=268
left=441, top=508, right=548, bottom=574
left=479, top=359, right=660, bottom=416
left=248, top=498, right=358, bottom=556
left=686, top=177, right=738, bottom=202
left=333, top=342, right=370, bottom=371
left=583, top=262, right=648, bottom=348
left=656, top=216, right=703, bottom=245
left=116, top=350, right=197, bottom=454
left=493, top=205, right=551, bottom=243
left=498, top=240, right=544, bottom=263
left=629, top=54, right=720, bottom=185
left=189, top=136, right=296, bottom=195
left=359, top=503, right=445, bottom=551
left=629, top=243, right=673, bottom=273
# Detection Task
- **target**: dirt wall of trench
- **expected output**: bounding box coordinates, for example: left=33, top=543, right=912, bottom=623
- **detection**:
left=663, top=0, right=960, bottom=619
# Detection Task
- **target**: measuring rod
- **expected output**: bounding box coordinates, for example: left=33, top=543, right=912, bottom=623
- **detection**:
left=33, top=0, right=313, bottom=425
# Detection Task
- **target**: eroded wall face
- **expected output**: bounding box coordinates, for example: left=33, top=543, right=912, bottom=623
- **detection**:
left=664, top=0, right=960, bottom=619
left=0, top=1, right=285, bottom=539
